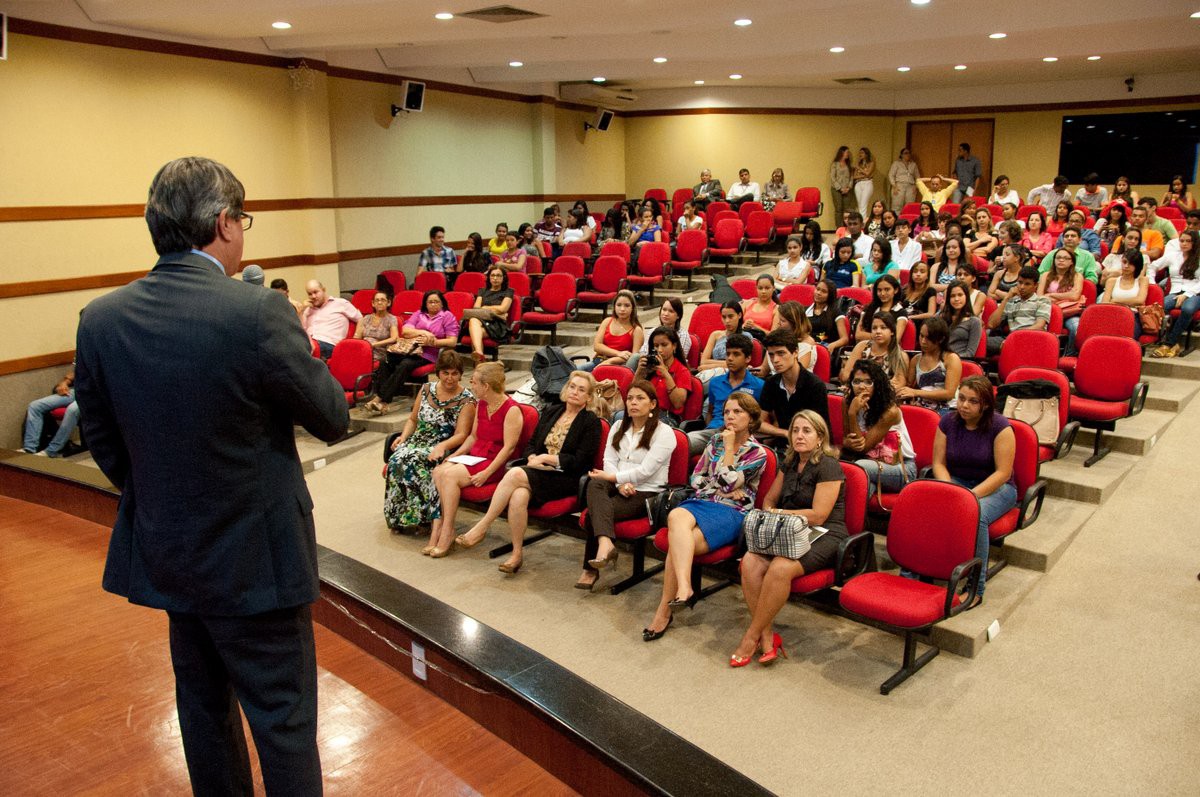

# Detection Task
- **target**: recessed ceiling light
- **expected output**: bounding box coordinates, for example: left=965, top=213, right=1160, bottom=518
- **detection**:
left=1107, top=129, right=1115, bottom=134
left=897, top=66, right=911, bottom=72
left=271, top=21, right=291, bottom=29
left=592, top=76, right=606, bottom=83
left=694, top=80, right=705, bottom=85
left=1087, top=55, right=1102, bottom=61
left=989, top=32, right=1007, bottom=39
left=1042, top=56, right=1058, bottom=62
left=954, top=64, right=967, bottom=70
left=1192, top=11, right=1200, bottom=17
left=509, top=61, right=523, bottom=67
left=434, top=12, right=454, bottom=20
left=1166, top=112, right=1174, bottom=115
left=1086, top=125, right=1096, bottom=129
left=734, top=18, right=752, bottom=27
left=653, top=56, right=668, bottom=63
left=911, top=0, right=931, bottom=5
left=729, top=74, right=743, bottom=80
left=830, top=46, right=845, bottom=53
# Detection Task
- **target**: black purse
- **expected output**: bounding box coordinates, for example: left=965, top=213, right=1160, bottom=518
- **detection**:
left=646, top=486, right=695, bottom=529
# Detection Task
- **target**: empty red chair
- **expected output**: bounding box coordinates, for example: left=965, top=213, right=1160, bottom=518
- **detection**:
left=837, top=286, right=872, bottom=307
left=453, top=271, right=486, bottom=297
left=839, top=479, right=983, bottom=694
left=867, top=405, right=939, bottom=513
left=550, top=255, right=586, bottom=280
left=789, top=462, right=872, bottom=595
left=688, top=302, right=724, bottom=345
left=444, top=291, right=474, bottom=320
left=984, top=418, right=1048, bottom=578
left=730, top=279, right=758, bottom=300
left=599, top=240, right=631, bottom=263
left=899, top=202, right=921, bottom=221
left=1058, top=304, right=1135, bottom=375
left=812, top=345, right=831, bottom=383
left=1005, top=366, right=1080, bottom=462
left=378, top=270, right=406, bottom=295
left=327, top=339, right=375, bottom=406
left=349, top=289, right=377, bottom=316
left=941, top=203, right=961, bottom=218
left=707, top=200, right=731, bottom=219
left=1068, top=335, right=1148, bottom=467
left=960, top=359, right=984, bottom=379
left=780, top=284, right=815, bottom=306
left=461, top=404, right=540, bottom=505
left=671, top=188, right=695, bottom=216
left=997, top=329, right=1059, bottom=382
left=576, top=255, right=628, bottom=308
left=771, top=201, right=805, bottom=237
left=708, top=218, right=745, bottom=273
left=508, top=271, right=532, bottom=302
left=669, top=229, right=707, bottom=289
left=562, top=241, right=592, bottom=261
left=795, top=187, right=824, bottom=221
left=522, top=272, right=578, bottom=345
left=591, top=365, right=634, bottom=400
left=390, top=289, right=423, bottom=319
left=749, top=338, right=764, bottom=368
left=413, top=271, right=447, bottom=293
left=744, top=211, right=776, bottom=263
left=737, top=201, right=765, bottom=225
left=643, top=188, right=669, bottom=208
left=627, top=242, right=669, bottom=303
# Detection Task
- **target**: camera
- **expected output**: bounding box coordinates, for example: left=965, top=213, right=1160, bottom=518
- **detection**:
left=643, top=351, right=659, bottom=372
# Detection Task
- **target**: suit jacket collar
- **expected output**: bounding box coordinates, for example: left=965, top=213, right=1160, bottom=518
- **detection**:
left=154, top=251, right=228, bottom=276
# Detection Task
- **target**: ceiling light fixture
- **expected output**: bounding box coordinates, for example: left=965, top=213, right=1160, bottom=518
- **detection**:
left=271, top=21, right=292, bottom=29
left=989, top=32, right=1007, bottom=39
left=1087, top=55, right=1102, bottom=61
left=509, top=60, right=523, bottom=67
left=434, top=12, right=454, bottom=20
left=954, top=64, right=967, bottom=70
left=694, top=80, right=705, bottom=85
left=1192, top=11, right=1200, bottom=17
left=593, top=76, right=606, bottom=83
left=729, top=74, right=743, bottom=80
left=830, top=46, right=845, bottom=53
left=911, top=0, right=931, bottom=5
left=734, top=18, right=752, bottom=27
left=897, top=66, right=911, bottom=72
left=653, top=56, right=668, bottom=63
left=1042, top=56, right=1058, bottom=62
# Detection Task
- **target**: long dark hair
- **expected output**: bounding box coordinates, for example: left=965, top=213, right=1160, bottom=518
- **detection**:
left=863, top=273, right=902, bottom=331
left=812, top=278, right=839, bottom=338
left=833, top=145, right=850, bottom=163
left=920, top=316, right=950, bottom=357
left=940, top=279, right=976, bottom=328
left=661, top=297, right=684, bottom=332
left=956, top=375, right=996, bottom=429
left=463, top=232, right=489, bottom=271
left=649, top=325, right=683, bottom=363
left=850, top=359, right=896, bottom=429
left=720, top=300, right=745, bottom=334
left=1180, top=229, right=1199, bottom=281
left=613, top=379, right=661, bottom=453
left=916, top=201, right=936, bottom=229
left=800, top=219, right=824, bottom=260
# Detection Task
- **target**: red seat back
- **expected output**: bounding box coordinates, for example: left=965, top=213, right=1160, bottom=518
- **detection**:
left=840, top=461, right=868, bottom=536
left=712, top=210, right=740, bottom=227
left=771, top=201, right=805, bottom=231
left=998, top=330, right=1059, bottom=382
left=707, top=201, right=731, bottom=218
left=390, top=289, right=423, bottom=318
left=812, top=344, right=831, bottom=383
left=444, top=291, right=474, bottom=319
left=636, top=242, right=671, bottom=276
left=327, top=339, right=373, bottom=391
left=746, top=211, right=774, bottom=240
left=592, top=365, right=634, bottom=399
left=750, top=338, right=764, bottom=367
left=796, top=187, right=822, bottom=215
left=713, top=218, right=744, bottom=249
left=379, top=270, right=406, bottom=294
left=671, top=188, right=694, bottom=215
left=1156, top=206, right=1183, bottom=220
left=1075, top=303, right=1135, bottom=348
left=350, top=289, right=376, bottom=316
left=535, top=272, right=576, bottom=313
left=827, top=393, right=844, bottom=445
left=941, top=203, right=961, bottom=218
left=681, top=375, right=705, bottom=422
left=900, top=202, right=921, bottom=217
left=900, top=319, right=917, bottom=349
left=687, top=332, right=701, bottom=369
left=525, top=254, right=543, bottom=275
left=588, top=256, right=628, bottom=293
left=1017, top=204, right=1045, bottom=221
left=687, top=303, right=724, bottom=343
left=960, top=360, right=984, bottom=379
left=780, top=284, right=815, bottom=305
left=551, top=255, right=585, bottom=279
left=453, top=272, right=486, bottom=297
left=513, top=403, right=540, bottom=463
left=731, top=279, right=757, bottom=299
left=413, top=271, right=447, bottom=293
left=600, top=241, right=631, bottom=263
left=562, top=241, right=592, bottom=261
left=1006, top=418, right=1042, bottom=505
left=672, top=229, right=706, bottom=262
left=754, top=448, right=779, bottom=509
left=838, top=286, right=872, bottom=306
left=1074, top=335, right=1142, bottom=402
left=899, top=404, right=940, bottom=472
left=508, top=271, right=532, bottom=300
left=738, top=201, right=764, bottom=225
left=644, top=188, right=668, bottom=204
left=1079, top=279, right=1098, bottom=308
left=887, top=481, right=979, bottom=579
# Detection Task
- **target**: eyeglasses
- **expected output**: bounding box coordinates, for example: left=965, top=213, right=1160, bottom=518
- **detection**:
left=236, top=212, right=253, bottom=231
left=851, top=378, right=874, bottom=387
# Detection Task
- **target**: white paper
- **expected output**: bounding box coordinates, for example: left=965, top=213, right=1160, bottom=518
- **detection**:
left=447, top=454, right=487, bottom=466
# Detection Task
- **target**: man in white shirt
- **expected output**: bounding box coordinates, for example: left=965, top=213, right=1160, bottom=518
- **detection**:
left=988, top=174, right=1020, bottom=207
left=302, top=280, right=362, bottom=359
left=726, top=168, right=761, bottom=210
left=891, top=218, right=922, bottom=271
left=845, top=212, right=874, bottom=260
left=1026, top=175, right=1071, bottom=209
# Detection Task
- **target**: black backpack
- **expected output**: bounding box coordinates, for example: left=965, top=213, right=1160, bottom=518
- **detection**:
left=708, top=274, right=741, bottom=305
left=530, top=345, right=575, bottom=400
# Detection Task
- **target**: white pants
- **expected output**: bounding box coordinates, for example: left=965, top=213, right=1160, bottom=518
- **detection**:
left=854, top=180, right=874, bottom=216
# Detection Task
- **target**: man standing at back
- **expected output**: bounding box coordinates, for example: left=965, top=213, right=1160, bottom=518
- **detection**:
left=74, top=157, right=349, bottom=796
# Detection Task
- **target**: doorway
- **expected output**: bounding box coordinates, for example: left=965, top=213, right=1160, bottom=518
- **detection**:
left=907, top=119, right=995, bottom=200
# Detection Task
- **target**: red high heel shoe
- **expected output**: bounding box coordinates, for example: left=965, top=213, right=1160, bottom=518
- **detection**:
left=729, top=640, right=762, bottom=668
left=758, top=633, right=787, bottom=665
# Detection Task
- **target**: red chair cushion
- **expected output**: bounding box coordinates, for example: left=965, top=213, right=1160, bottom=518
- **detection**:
left=577, top=290, right=618, bottom=304
left=839, top=572, right=959, bottom=628
left=522, top=311, right=566, bottom=325
left=988, top=508, right=1020, bottom=540
left=790, top=569, right=835, bottom=595
left=529, top=495, right=579, bottom=519
left=1037, top=445, right=1054, bottom=462
left=460, top=484, right=498, bottom=503
left=1069, top=395, right=1129, bottom=422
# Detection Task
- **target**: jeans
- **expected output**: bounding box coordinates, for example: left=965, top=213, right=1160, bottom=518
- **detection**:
left=316, top=339, right=335, bottom=359
left=1163, top=293, right=1200, bottom=346
left=857, top=459, right=917, bottom=499
left=957, top=479, right=1018, bottom=597
left=1063, top=315, right=1081, bottom=356
left=23, top=392, right=79, bottom=455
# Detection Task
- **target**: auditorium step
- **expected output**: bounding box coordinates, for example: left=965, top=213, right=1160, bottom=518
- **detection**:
left=1140, top=351, right=1200, bottom=381
left=1073, top=408, right=1174, bottom=456
left=521, top=324, right=600, bottom=349
left=1140, top=374, right=1200, bottom=413
left=1040, top=448, right=1139, bottom=504
left=931, top=565, right=1040, bottom=658
left=998, top=498, right=1095, bottom=573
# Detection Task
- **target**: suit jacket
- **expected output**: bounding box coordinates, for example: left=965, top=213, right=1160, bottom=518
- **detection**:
left=693, top=180, right=724, bottom=202
left=75, top=252, right=349, bottom=616
left=523, top=404, right=602, bottom=481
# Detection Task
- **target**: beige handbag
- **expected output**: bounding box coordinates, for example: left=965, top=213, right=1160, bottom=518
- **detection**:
left=1003, top=396, right=1059, bottom=446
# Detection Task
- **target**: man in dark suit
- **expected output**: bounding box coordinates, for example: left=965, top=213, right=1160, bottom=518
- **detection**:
left=692, top=168, right=723, bottom=210
left=74, top=157, right=348, bottom=796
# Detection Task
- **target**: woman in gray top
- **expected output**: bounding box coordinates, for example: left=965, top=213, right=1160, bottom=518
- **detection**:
left=940, top=279, right=983, bottom=358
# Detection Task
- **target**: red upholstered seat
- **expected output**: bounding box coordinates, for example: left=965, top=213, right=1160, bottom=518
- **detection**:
left=349, top=289, right=377, bottom=316
left=998, top=330, right=1059, bottom=382
left=521, top=273, right=578, bottom=344
left=744, top=211, right=775, bottom=262
left=1068, top=335, right=1146, bottom=466
left=789, top=461, right=868, bottom=596
left=453, top=272, right=486, bottom=297
left=868, top=405, right=939, bottom=514
left=561, top=242, right=592, bottom=261
left=460, top=403, right=539, bottom=504
left=1139, top=284, right=1165, bottom=346
left=413, top=271, right=447, bottom=293
left=327, top=339, right=375, bottom=406
left=671, top=188, right=694, bottom=216
left=771, top=201, right=805, bottom=237
left=738, top=201, right=764, bottom=225
left=592, top=365, right=634, bottom=399
left=626, top=242, right=669, bottom=302
left=444, top=291, right=474, bottom=320
left=1068, top=395, right=1129, bottom=421
left=688, top=303, right=723, bottom=348
left=576, top=255, right=628, bottom=307
left=550, top=255, right=586, bottom=280
left=780, top=284, right=815, bottom=305
left=838, top=286, right=872, bottom=306
left=390, top=289, right=423, bottom=320
left=1058, top=304, right=1135, bottom=375
left=708, top=219, right=745, bottom=271
left=1005, top=366, right=1078, bottom=461
left=599, top=240, right=631, bottom=264
left=730, top=279, right=757, bottom=299
left=795, top=187, right=823, bottom=221
left=669, top=229, right=707, bottom=289
left=840, top=572, right=962, bottom=628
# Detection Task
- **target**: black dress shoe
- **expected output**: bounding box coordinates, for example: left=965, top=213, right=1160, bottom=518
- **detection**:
left=641, top=615, right=673, bottom=642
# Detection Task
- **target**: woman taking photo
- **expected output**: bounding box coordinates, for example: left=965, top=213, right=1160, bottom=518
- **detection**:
left=742, top=274, right=780, bottom=338
left=641, top=394, right=769, bottom=641
left=842, top=359, right=916, bottom=498
left=455, top=371, right=602, bottom=574
left=577, top=380, right=677, bottom=591
left=1101, top=249, right=1149, bottom=339
left=465, top=267, right=515, bottom=363
left=427, top=362, right=523, bottom=556
left=840, top=311, right=908, bottom=388
left=634, top=326, right=691, bottom=425
left=627, top=298, right=691, bottom=371
left=896, top=317, right=962, bottom=415
left=366, top=290, right=460, bottom=415
left=852, top=147, right=877, bottom=217
left=384, top=350, right=476, bottom=535
left=776, top=235, right=815, bottom=286
left=1161, top=176, right=1195, bottom=212
left=807, top=279, right=852, bottom=355
left=931, top=374, right=1017, bottom=604
left=1038, top=248, right=1084, bottom=355
left=855, top=274, right=907, bottom=342
left=731, top=410, right=846, bottom=667
left=941, top=280, right=984, bottom=358
left=581, top=290, right=643, bottom=371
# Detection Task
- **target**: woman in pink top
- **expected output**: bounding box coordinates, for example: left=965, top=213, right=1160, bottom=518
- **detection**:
left=741, top=274, right=779, bottom=338
left=1021, top=209, right=1055, bottom=261
left=367, top=290, right=460, bottom=413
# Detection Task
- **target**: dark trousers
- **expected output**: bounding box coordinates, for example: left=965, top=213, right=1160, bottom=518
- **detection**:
left=582, top=480, right=655, bottom=568
left=376, top=353, right=426, bottom=402
left=167, top=605, right=322, bottom=797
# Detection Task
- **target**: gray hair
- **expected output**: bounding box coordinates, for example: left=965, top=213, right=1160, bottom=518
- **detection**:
left=145, top=157, right=244, bottom=255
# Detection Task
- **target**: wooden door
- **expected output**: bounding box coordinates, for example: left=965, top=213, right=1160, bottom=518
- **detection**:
left=907, top=119, right=995, bottom=198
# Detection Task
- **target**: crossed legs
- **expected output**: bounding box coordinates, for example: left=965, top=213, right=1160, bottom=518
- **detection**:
left=734, top=552, right=804, bottom=660
left=460, top=467, right=531, bottom=569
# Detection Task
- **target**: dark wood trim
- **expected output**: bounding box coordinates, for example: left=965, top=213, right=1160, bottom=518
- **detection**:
left=0, top=454, right=120, bottom=527
left=899, top=94, right=1200, bottom=117
left=0, top=350, right=77, bottom=377
left=621, top=106, right=895, bottom=118
left=325, top=65, right=535, bottom=104
left=0, top=270, right=149, bottom=298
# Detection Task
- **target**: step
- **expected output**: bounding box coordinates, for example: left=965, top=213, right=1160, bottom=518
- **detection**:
left=998, top=498, right=1095, bottom=573
left=520, top=323, right=596, bottom=348
left=1141, top=374, right=1200, bottom=412
left=1140, top=351, right=1200, bottom=380
left=1072, top=408, right=1174, bottom=456
left=1039, top=447, right=1139, bottom=504
left=932, top=565, right=1041, bottom=658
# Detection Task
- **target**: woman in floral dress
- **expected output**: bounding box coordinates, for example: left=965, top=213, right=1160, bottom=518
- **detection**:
left=383, top=350, right=476, bottom=531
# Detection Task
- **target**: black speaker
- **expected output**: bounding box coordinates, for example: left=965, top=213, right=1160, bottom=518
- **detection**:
left=402, top=80, right=425, bottom=113
left=586, top=109, right=614, bottom=132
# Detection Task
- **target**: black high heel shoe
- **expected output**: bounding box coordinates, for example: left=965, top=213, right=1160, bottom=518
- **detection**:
left=641, top=615, right=673, bottom=642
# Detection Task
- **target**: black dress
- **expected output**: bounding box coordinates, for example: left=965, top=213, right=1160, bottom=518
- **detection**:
left=475, top=287, right=515, bottom=343
left=778, top=456, right=847, bottom=571
left=519, top=405, right=602, bottom=506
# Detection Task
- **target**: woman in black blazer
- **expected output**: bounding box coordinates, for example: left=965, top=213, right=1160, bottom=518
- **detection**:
left=455, top=371, right=602, bottom=573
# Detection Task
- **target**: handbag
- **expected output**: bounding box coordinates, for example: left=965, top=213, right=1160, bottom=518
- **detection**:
left=1003, top=396, right=1060, bottom=446
left=646, top=487, right=694, bottom=529
left=386, top=337, right=420, bottom=355
left=1136, top=304, right=1164, bottom=335
left=742, top=508, right=812, bottom=559
left=461, top=308, right=494, bottom=321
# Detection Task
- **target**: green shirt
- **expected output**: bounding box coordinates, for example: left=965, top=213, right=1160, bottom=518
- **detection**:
left=1149, top=215, right=1179, bottom=241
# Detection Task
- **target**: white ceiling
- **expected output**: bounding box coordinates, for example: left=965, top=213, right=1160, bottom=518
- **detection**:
left=9, top=0, right=1200, bottom=97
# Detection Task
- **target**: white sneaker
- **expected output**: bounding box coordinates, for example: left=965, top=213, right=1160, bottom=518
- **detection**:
left=34, top=450, right=48, bottom=457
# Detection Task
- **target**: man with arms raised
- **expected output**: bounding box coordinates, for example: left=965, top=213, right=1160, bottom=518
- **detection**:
left=75, top=157, right=348, bottom=796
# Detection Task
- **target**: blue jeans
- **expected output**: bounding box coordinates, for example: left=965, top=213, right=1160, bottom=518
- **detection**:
left=1063, top=315, right=1080, bottom=356
left=24, top=392, right=80, bottom=455
left=1163, top=293, right=1200, bottom=346
left=957, top=478, right=1017, bottom=597
left=857, top=459, right=917, bottom=499
left=316, top=340, right=335, bottom=359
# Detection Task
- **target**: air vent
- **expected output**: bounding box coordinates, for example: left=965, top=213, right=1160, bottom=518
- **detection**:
left=834, top=77, right=879, bottom=85
left=460, top=5, right=545, bottom=23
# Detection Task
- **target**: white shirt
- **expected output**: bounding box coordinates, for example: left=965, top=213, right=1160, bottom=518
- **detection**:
left=1026, top=184, right=1071, bottom=209
left=776, top=256, right=813, bottom=284
left=989, top=189, right=1020, bottom=207
left=851, top=233, right=874, bottom=260
left=604, top=421, right=677, bottom=491
left=892, top=237, right=923, bottom=271
left=1151, top=238, right=1183, bottom=284
left=727, top=181, right=761, bottom=202
left=676, top=214, right=704, bottom=231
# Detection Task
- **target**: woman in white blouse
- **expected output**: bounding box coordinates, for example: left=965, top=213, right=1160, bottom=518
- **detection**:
left=776, top=235, right=815, bottom=286
left=577, top=380, right=677, bottom=590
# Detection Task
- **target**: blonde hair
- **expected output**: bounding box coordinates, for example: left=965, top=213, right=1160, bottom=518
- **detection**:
left=474, top=362, right=506, bottom=394
left=560, top=370, right=598, bottom=411
left=785, top=410, right=835, bottom=468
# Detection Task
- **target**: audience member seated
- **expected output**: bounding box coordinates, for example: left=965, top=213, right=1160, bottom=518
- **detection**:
left=741, top=274, right=780, bottom=339
left=898, top=261, right=937, bottom=331
left=756, top=168, right=788, bottom=211
left=1101, top=249, right=1149, bottom=339
left=366, top=290, right=460, bottom=415
left=533, top=206, right=561, bottom=242
left=986, top=266, right=1051, bottom=355
left=891, top=218, right=922, bottom=272
left=302, top=279, right=362, bottom=359
left=1094, top=203, right=1129, bottom=249
left=731, top=410, right=845, bottom=667
left=688, top=334, right=763, bottom=455
left=577, top=380, right=677, bottom=590
left=697, top=301, right=746, bottom=381
left=676, top=200, right=705, bottom=232
left=843, top=211, right=874, bottom=260
left=1140, top=198, right=1179, bottom=245
left=807, top=279, right=852, bottom=354
left=1162, top=175, right=1196, bottom=213
left=626, top=206, right=663, bottom=259
left=270, top=278, right=306, bottom=322
left=643, top=198, right=666, bottom=230
left=1150, top=210, right=1200, bottom=279
left=758, top=330, right=830, bottom=457
left=822, top=237, right=864, bottom=289
left=1046, top=200, right=1073, bottom=239
left=879, top=209, right=898, bottom=240
left=896, top=317, right=962, bottom=415
left=931, top=374, right=1016, bottom=603
left=1026, top=175, right=1071, bottom=209
left=912, top=201, right=938, bottom=237
left=465, top=267, right=515, bottom=363
left=1101, top=227, right=1143, bottom=282
left=1075, top=173, right=1109, bottom=216
left=988, top=174, right=1020, bottom=207
left=571, top=200, right=598, bottom=231
left=931, top=236, right=969, bottom=295
left=517, top=223, right=541, bottom=256
left=428, top=363, right=523, bottom=554
left=942, top=280, right=984, bottom=358
left=767, top=301, right=817, bottom=373
left=989, top=244, right=1028, bottom=302
left=1151, top=230, right=1200, bottom=358
left=383, top=351, right=476, bottom=536
left=21, top=367, right=82, bottom=457
left=641, top=394, right=769, bottom=641
left=917, top=174, right=958, bottom=211
left=966, top=208, right=1001, bottom=265
left=727, top=168, right=762, bottom=210
left=354, top=289, right=399, bottom=369
left=862, top=237, right=900, bottom=286
left=1126, top=204, right=1167, bottom=261
left=1022, top=209, right=1055, bottom=262
left=841, top=359, right=915, bottom=499
left=1111, top=176, right=1138, bottom=207
left=633, top=326, right=691, bottom=426
left=865, top=200, right=887, bottom=237
left=495, top=230, right=528, bottom=272
left=627, top=298, right=690, bottom=371
left=777, top=234, right=816, bottom=286
left=692, top=169, right=724, bottom=210
left=840, top=311, right=909, bottom=389
left=461, top=232, right=493, bottom=273
left=855, top=275, right=907, bottom=342
left=418, top=225, right=458, bottom=274
left=581, top=290, right=643, bottom=371
left=951, top=262, right=989, bottom=317
left=456, top=371, right=602, bottom=574
left=554, top=209, right=594, bottom=256
left=486, top=223, right=510, bottom=258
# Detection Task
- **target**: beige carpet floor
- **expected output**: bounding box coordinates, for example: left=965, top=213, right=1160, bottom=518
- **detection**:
left=308, top=394, right=1200, bottom=794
